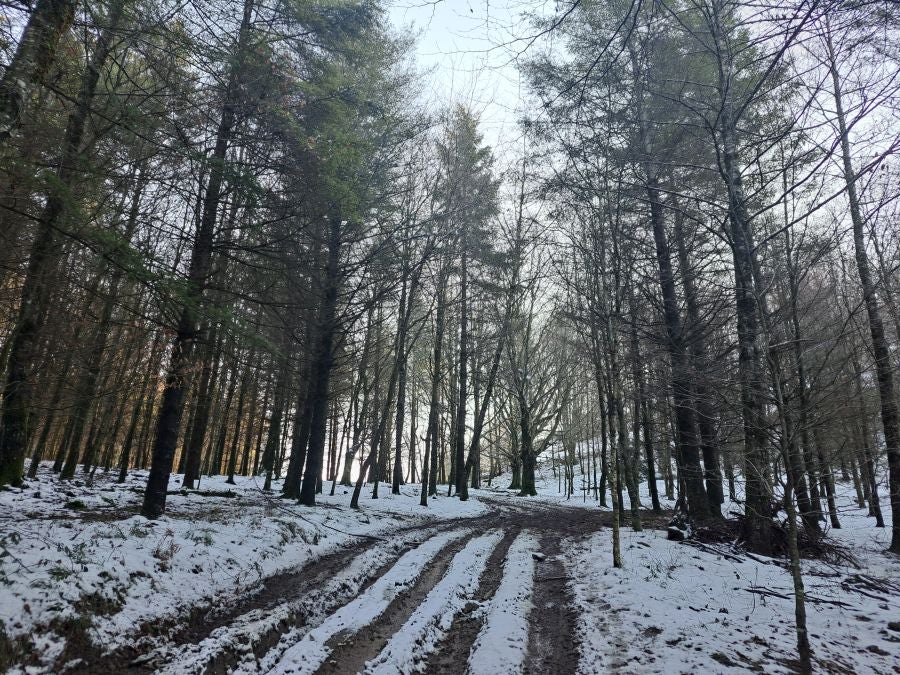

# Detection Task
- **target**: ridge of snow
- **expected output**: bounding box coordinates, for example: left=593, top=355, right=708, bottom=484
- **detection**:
left=466, top=530, right=537, bottom=675
left=265, top=528, right=468, bottom=675
left=365, top=530, right=503, bottom=674
left=157, top=527, right=436, bottom=674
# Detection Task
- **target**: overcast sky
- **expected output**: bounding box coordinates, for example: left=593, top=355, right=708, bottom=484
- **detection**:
left=387, top=0, right=559, bottom=162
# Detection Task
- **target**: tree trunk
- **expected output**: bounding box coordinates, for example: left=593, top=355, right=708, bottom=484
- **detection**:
left=351, top=325, right=403, bottom=509
left=0, top=0, right=76, bottom=142
left=392, top=270, right=410, bottom=495
left=454, top=247, right=469, bottom=500
left=0, top=0, right=126, bottom=487
left=710, top=1, right=773, bottom=552
left=426, top=264, right=449, bottom=497
left=141, top=0, right=254, bottom=517
left=298, top=217, right=342, bottom=506
left=262, top=365, right=288, bottom=491
left=645, top=182, right=710, bottom=521
left=813, top=428, right=841, bottom=529
left=826, top=25, right=899, bottom=551
left=226, top=348, right=255, bottom=484
left=182, top=326, right=222, bottom=489
left=283, top=378, right=312, bottom=497
left=60, top=168, right=145, bottom=479
left=672, top=207, right=724, bottom=508
left=518, top=395, right=536, bottom=497
left=210, top=367, right=238, bottom=476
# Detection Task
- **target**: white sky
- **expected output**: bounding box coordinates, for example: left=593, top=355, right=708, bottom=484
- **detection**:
left=387, top=0, right=559, bottom=162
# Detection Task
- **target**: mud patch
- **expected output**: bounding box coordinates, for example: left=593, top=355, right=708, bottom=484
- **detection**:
left=524, top=534, right=578, bottom=675
left=313, top=531, right=481, bottom=674
left=421, top=528, right=520, bottom=672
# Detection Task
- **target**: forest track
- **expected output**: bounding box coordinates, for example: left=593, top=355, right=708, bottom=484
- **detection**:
left=419, top=528, right=520, bottom=673
left=59, top=497, right=669, bottom=674
left=309, top=529, right=482, bottom=674
left=66, top=520, right=458, bottom=674
left=196, top=528, right=460, bottom=675
left=523, top=533, right=578, bottom=675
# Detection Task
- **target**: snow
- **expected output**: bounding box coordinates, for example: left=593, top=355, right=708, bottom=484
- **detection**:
left=3, top=452, right=899, bottom=674
left=158, top=527, right=445, bottom=674
left=0, top=465, right=485, bottom=672
left=265, top=529, right=468, bottom=675
left=563, top=479, right=900, bottom=674
left=466, top=531, right=537, bottom=675
left=483, top=439, right=677, bottom=511
left=365, top=531, right=504, bottom=674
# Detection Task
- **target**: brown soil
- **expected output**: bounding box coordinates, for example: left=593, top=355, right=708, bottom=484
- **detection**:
left=524, top=533, right=579, bottom=675
left=55, top=498, right=671, bottom=674
left=313, top=531, right=480, bottom=675
left=64, top=522, right=455, bottom=674
left=415, top=528, right=520, bottom=673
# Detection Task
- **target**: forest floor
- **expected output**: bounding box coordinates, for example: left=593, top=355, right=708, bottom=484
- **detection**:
left=1, top=463, right=898, bottom=674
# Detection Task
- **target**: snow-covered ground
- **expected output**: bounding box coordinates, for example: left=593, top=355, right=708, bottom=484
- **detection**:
left=561, top=478, right=899, bottom=674
left=0, top=465, right=485, bottom=669
left=467, top=531, right=536, bottom=675
left=365, top=530, right=502, bottom=674
left=486, top=447, right=900, bottom=673
left=483, top=443, right=677, bottom=511
left=2, top=453, right=898, bottom=674
left=264, top=529, right=469, bottom=675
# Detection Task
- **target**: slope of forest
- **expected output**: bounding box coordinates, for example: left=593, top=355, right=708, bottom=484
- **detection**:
left=0, top=464, right=486, bottom=670
left=520, top=451, right=900, bottom=673
left=1, top=452, right=897, bottom=673
left=1, top=0, right=899, bottom=671
left=566, top=512, right=899, bottom=674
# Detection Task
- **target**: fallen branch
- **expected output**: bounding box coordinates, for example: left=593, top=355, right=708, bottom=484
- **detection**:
left=745, top=586, right=853, bottom=608
left=681, top=539, right=746, bottom=564
left=250, top=476, right=387, bottom=541
left=841, top=573, right=900, bottom=602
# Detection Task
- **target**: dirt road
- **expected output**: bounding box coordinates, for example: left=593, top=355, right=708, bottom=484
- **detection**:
left=65, top=498, right=670, bottom=674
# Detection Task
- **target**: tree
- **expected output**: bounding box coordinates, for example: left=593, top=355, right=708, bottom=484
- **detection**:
left=0, top=0, right=76, bottom=143
left=820, top=8, right=900, bottom=553
left=142, top=0, right=257, bottom=517
left=433, top=106, right=499, bottom=500
left=0, top=0, right=129, bottom=487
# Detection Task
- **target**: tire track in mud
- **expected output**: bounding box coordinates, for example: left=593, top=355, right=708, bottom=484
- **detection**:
left=524, top=534, right=578, bottom=675
left=182, top=502, right=627, bottom=674
left=420, top=528, right=520, bottom=673
left=200, top=529, right=444, bottom=675
left=70, top=520, right=458, bottom=674
left=308, top=529, right=483, bottom=675
left=65, top=498, right=663, bottom=674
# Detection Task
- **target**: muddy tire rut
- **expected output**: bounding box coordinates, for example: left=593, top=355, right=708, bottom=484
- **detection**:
left=60, top=499, right=664, bottom=674
left=312, top=529, right=482, bottom=675
left=420, top=528, right=520, bottom=673
left=524, top=534, right=578, bottom=675
left=71, top=522, right=452, bottom=674
left=203, top=533, right=433, bottom=675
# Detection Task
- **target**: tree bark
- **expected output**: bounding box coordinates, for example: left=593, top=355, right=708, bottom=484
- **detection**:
left=183, top=326, right=222, bottom=488
left=672, top=207, right=724, bottom=509
left=0, top=0, right=75, bottom=142
left=635, top=125, right=711, bottom=520
left=709, top=1, right=773, bottom=552
left=141, top=0, right=254, bottom=517
left=826, top=25, right=900, bottom=551
left=298, top=216, right=342, bottom=506
left=454, top=246, right=469, bottom=500
left=60, top=167, right=145, bottom=479
left=426, top=262, right=449, bottom=497
left=0, top=0, right=126, bottom=487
